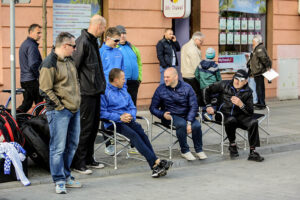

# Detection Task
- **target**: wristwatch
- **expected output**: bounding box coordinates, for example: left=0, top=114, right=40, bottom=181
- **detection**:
left=187, top=121, right=192, bottom=125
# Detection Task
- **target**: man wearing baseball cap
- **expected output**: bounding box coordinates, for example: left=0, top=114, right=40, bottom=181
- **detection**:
left=204, top=69, right=264, bottom=162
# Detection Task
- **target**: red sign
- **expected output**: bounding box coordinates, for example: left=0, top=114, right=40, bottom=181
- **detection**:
left=218, top=57, right=234, bottom=63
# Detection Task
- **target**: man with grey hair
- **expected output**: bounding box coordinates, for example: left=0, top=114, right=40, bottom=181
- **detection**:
left=247, top=34, right=272, bottom=107
left=181, top=31, right=204, bottom=105
left=72, top=14, right=107, bottom=174
left=40, top=32, right=81, bottom=194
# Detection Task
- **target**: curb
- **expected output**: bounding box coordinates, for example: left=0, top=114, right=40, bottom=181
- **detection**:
left=1, top=141, right=300, bottom=190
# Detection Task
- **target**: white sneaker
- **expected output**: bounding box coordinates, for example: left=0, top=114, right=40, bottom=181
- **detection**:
left=105, top=145, right=115, bottom=156
left=196, top=151, right=208, bottom=160
left=181, top=152, right=196, bottom=161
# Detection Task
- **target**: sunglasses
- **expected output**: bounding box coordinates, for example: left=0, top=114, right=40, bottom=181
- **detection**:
left=66, top=44, right=76, bottom=49
left=109, top=37, right=120, bottom=43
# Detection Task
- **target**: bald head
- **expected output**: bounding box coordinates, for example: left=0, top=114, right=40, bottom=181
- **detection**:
left=164, top=67, right=178, bottom=88
left=88, top=15, right=106, bottom=38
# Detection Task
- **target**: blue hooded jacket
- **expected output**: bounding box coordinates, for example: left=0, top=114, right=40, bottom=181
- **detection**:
left=117, top=42, right=139, bottom=80
left=100, top=83, right=136, bottom=128
left=100, top=43, right=125, bottom=82
left=150, top=80, right=199, bottom=122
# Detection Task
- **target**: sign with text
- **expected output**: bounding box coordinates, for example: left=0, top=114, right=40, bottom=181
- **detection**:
left=163, top=0, right=191, bottom=18
left=2, top=0, right=30, bottom=3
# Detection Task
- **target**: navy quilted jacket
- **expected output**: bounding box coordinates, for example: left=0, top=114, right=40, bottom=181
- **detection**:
left=150, top=80, right=199, bottom=122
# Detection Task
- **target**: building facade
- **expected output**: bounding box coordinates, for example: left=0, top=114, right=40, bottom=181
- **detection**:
left=0, top=0, right=300, bottom=108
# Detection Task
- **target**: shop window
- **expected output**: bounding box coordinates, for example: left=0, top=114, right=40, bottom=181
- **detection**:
left=218, top=0, right=267, bottom=72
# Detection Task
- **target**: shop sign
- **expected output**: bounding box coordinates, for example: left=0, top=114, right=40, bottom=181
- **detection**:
left=163, top=0, right=191, bottom=18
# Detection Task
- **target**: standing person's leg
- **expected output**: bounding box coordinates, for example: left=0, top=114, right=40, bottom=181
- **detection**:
left=159, top=66, right=166, bottom=84
left=46, top=109, right=71, bottom=188
left=126, top=80, right=140, bottom=106
left=248, top=77, right=258, bottom=104
left=115, top=122, right=158, bottom=169
left=175, top=65, right=183, bottom=81
left=254, top=75, right=266, bottom=106
left=72, top=95, right=95, bottom=172
left=17, top=81, right=34, bottom=113
left=183, top=78, right=201, bottom=106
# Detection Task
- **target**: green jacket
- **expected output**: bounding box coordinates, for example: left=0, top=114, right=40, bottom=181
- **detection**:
left=195, top=60, right=222, bottom=90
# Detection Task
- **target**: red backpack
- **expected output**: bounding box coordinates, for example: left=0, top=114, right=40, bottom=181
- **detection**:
left=0, top=106, right=25, bottom=146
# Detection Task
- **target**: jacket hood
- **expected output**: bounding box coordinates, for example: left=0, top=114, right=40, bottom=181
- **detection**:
left=200, top=60, right=218, bottom=70
left=102, top=43, right=113, bottom=50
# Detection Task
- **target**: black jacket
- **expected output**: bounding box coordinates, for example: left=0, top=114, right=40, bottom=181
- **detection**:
left=73, top=29, right=106, bottom=96
left=204, top=80, right=253, bottom=116
left=156, top=37, right=180, bottom=68
left=247, top=43, right=272, bottom=77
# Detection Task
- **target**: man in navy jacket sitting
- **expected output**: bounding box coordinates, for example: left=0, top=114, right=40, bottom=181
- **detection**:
left=150, top=67, right=207, bottom=161
left=100, top=68, right=172, bottom=178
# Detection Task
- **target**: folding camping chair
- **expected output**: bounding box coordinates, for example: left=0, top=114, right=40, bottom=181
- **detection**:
left=94, top=116, right=149, bottom=169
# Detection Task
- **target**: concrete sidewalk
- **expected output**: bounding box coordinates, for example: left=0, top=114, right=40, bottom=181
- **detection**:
left=1, top=99, right=300, bottom=189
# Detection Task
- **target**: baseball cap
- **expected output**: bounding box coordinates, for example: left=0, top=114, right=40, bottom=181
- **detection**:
left=115, top=25, right=126, bottom=34
left=234, top=69, right=249, bottom=81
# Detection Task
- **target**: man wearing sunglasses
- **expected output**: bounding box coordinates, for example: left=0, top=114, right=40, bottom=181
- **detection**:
left=204, top=69, right=264, bottom=162
left=100, top=27, right=125, bottom=82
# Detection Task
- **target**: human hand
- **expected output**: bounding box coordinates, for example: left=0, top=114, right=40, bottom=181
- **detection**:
left=231, top=96, right=243, bottom=107
left=120, top=113, right=133, bottom=123
left=163, top=111, right=172, bottom=120
left=171, top=35, right=176, bottom=42
left=186, top=124, right=192, bottom=134
left=206, top=107, right=215, bottom=115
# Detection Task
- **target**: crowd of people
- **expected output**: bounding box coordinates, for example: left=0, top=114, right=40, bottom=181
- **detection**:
left=17, top=13, right=272, bottom=194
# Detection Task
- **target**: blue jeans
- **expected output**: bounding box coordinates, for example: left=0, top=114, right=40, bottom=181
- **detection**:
left=46, top=109, right=80, bottom=184
left=160, top=66, right=183, bottom=84
left=109, top=121, right=157, bottom=169
left=163, top=115, right=203, bottom=154
left=248, top=77, right=258, bottom=104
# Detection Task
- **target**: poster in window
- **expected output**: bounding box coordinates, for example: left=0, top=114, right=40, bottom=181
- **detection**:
left=248, top=32, right=254, bottom=44
left=255, top=18, right=261, bottom=30
left=234, top=17, right=240, bottom=30
left=220, top=17, right=226, bottom=30
left=241, top=17, right=247, bottom=30
left=227, top=17, right=233, bottom=30
left=241, top=32, right=247, bottom=44
left=227, top=32, right=233, bottom=45
left=248, top=18, right=254, bottom=30
left=234, top=32, right=240, bottom=44
left=219, top=32, right=226, bottom=45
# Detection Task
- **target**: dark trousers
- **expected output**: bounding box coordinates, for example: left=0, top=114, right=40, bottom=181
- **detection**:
left=110, top=121, right=157, bottom=169
left=183, top=77, right=202, bottom=106
left=254, top=75, right=266, bottom=106
left=127, top=80, right=140, bottom=106
left=216, top=114, right=260, bottom=148
left=72, top=95, right=100, bottom=168
left=18, top=80, right=43, bottom=113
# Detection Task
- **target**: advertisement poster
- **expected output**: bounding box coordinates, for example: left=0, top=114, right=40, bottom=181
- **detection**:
left=241, top=32, right=247, bottom=44
left=241, top=17, right=247, bottom=30
left=234, top=32, right=240, bottom=44
left=255, top=18, right=261, bottom=30
left=248, top=32, right=254, bottom=44
left=218, top=54, right=247, bottom=72
left=219, top=0, right=267, bottom=14
left=227, top=32, right=233, bottom=45
left=248, top=18, right=254, bottom=30
left=219, top=32, right=226, bottom=45
left=234, top=17, right=240, bottom=30
left=53, top=0, right=100, bottom=42
left=227, top=17, right=233, bottom=30
left=220, top=17, right=226, bottom=30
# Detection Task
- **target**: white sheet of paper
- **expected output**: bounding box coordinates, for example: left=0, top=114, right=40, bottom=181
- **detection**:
left=263, top=69, right=279, bottom=81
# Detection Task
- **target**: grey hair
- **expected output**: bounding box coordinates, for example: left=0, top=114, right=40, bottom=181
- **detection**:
left=253, top=35, right=263, bottom=43
left=192, top=31, right=204, bottom=40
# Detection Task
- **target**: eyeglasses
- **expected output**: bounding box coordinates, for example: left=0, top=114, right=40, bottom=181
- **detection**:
left=66, top=44, right=76, bottom=49
left=109, top=37, right=120, bottom=43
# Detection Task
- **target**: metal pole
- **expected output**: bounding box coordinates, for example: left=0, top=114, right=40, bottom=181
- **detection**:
left=10, top=0, right=16, bottom=119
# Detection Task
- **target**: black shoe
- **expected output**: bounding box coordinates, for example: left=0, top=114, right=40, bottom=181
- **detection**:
left=87, top=161, right=105, bottom=169
left=152, top=165, right=166, bottom=178
left=248, top=151, right=264, bottom=162
left=73, top=166, right=93, bottom=175
left=228, top=145, right=239, bottom=157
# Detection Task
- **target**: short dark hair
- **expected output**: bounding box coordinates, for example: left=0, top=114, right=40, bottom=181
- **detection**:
left=109, top=68, right=123, bottom=83
left=28, top=24, right=41, bottom=34
left=55, top=32, right=75, bottom=48
left=165, top=28, right=173, bottom=33
left=105, top=27, right=121, bottom=38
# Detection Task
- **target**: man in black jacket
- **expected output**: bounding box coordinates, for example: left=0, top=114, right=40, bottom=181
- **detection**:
left=204, top=69, right=264, bottom=162
left=18, top=24, right=43, bottom=113
left=72, top=15, right=107, bottom=174
left=156, top=28, right=181, bottom=84
left=247, top=35, right=272, bottom=107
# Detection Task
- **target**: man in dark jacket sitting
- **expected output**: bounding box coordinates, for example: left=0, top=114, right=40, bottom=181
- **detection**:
left=150, top=67, right=207, bottom=161
left=204, top=69, right=264, bottom=162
